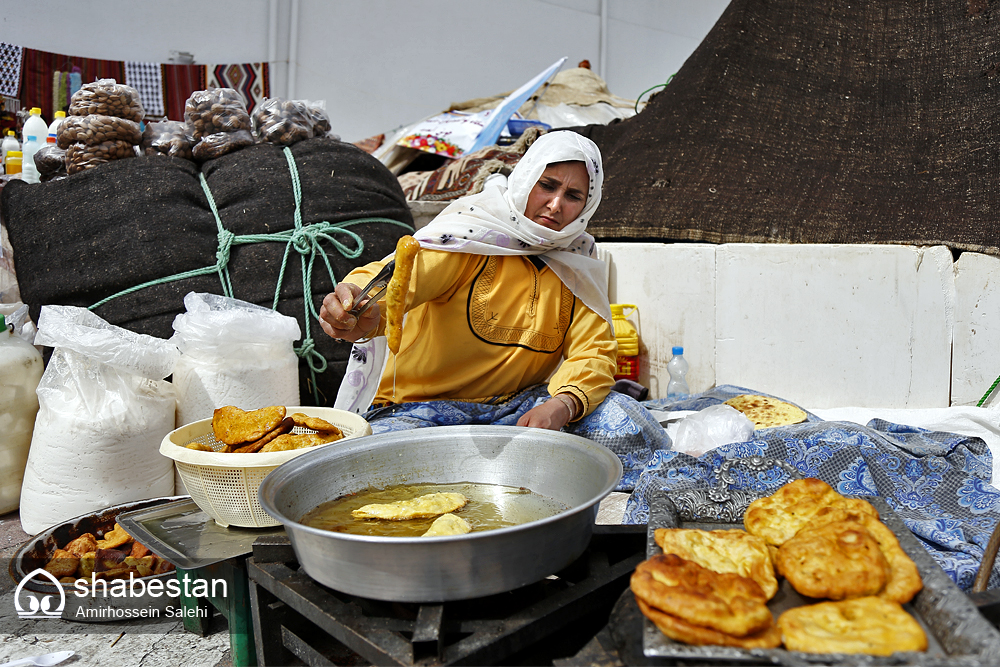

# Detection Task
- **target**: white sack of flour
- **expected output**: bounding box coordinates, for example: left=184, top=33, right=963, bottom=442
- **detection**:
left=19, top=305, right=179, bottom=535
left=171, top=292, right=301, bottom=428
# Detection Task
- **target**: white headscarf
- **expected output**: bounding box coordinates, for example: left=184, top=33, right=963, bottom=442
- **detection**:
left=413, top=130, right=612, bottom=324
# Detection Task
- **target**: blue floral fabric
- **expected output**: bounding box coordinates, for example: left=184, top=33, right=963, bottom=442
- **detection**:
left=363, top=384, right=672, bottom=491
left=631, top=385, right=1000, bottom=592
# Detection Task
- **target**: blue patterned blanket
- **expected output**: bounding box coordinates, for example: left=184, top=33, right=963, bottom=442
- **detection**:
left=633, top=385, right=1000, bottom=592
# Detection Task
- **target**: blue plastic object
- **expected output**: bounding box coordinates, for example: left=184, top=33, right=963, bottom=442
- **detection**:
left=507, top=119, right=551, bottom=137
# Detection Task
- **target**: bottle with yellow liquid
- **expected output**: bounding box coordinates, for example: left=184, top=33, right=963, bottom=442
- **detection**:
left=611, top=304, right=640, bottom=382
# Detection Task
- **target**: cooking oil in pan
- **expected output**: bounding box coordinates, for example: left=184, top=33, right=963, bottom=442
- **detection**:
left=300, top=481, right=569, bottom=537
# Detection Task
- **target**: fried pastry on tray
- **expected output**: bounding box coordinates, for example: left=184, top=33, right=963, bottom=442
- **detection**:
left=636, top=598, right=782, bottom=649
left=96, top=523, right=132, bottom=549
left=64, top=533, right=98, bottom=557
left=778, top=596, right=927, bottom=655
left=630, top=554, right=773, bottom=637
left=744, top=477, right=878, bottom=546
left=654, top=527, right=778, bottom=600
left=353, top=492, right=469, bottom=521
left=776, top=519, right=890, bottom=599
left=212, top=405, right=287, bottom=445
left=44, top=549, right=80, bottom=578
left=803, top=506, right=923, bottom=604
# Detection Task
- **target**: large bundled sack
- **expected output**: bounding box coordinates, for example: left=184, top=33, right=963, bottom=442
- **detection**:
left=1, top=137, right=414, bottom=406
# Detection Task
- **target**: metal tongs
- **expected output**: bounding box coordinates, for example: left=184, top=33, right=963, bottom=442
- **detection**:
left=348, top=260, right=395, bottom=319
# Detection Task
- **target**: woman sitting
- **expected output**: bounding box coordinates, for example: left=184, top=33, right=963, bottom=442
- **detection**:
left=319, top=131, right=667, bottom=487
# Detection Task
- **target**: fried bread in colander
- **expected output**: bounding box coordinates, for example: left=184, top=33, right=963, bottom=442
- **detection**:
left=636, top=598, right=782, bottom=649
left=778, top=596, right=927, bottom=655
left=654, top=527, right=778, bottom=600
left=212, top=405, right=287, bottom=445
left=744, top=477, right=879, bottom=546
left=630, top=554, right=773, bottom=637
left=776, top=519, right=890, bottom=599
left=803, top=506, right=923, bottom=604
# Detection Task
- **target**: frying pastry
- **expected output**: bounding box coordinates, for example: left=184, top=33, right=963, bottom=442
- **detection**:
left=776, top=520, right=890, bottom=599
left=233, top=417, right=294, bottom=453
left=636, top=598, right=782, bottom=649
left=212, top=405, right=287, bottom=445
left=290, top=412, right=343, bottom=434
left=421, top=513, right=472, bottom=537
left=802, top=506, right=923, bottom=604
left=352, top=492, right=469, bottom=521
left=744, top=477, right=878, bottom=546
left=723, top=394, right=807, bottom=429
left=778, top=597, right=927, bottom=655
left=385, top=235, right=420, bottom=355
left=630, top=554, right=773, bottom=637
left=654, top=527, right=778, bottom=600
left=259, top=431, right=343, bottom=452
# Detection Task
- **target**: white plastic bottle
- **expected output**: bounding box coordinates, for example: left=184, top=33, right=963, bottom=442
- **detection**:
left=20, top=134, right=42, bottom=184
left=47, top=110, right=66, bottom=139
left=1, top=130, right=19, bottom=171
left=0, top=313, right=44, bottom=513
left=666, top=346, right=690, bottom=399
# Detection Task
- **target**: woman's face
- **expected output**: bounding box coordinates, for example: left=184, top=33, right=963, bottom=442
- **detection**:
left=524, top=161, right=589, bottom=232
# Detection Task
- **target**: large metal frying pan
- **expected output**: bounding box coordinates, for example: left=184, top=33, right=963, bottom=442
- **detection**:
left=257, top=424, right=623, bottom=602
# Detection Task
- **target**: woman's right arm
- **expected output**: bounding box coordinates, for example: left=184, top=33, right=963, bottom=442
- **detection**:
left=318, top=261, right=387, bottom=343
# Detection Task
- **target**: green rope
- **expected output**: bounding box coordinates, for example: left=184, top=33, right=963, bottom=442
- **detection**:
left=979, top=375, right=1000, bottom=407
left=90, top=146, right=414, bottom=404
left=634, top=74, right=675, bottom=115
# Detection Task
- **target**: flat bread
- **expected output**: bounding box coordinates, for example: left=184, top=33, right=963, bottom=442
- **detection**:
left=654, top=528, right=778, bottom=600
left=212, top=405, right=287, bottom=445
left=744, top=477, right=879, bottom=546
left=352, top=492, right=468, bottom=521
left=386, top=235, right=420, bottom=355
left=723, top=394, right=807, bottom=429
left=803, top=506, right=923, bottom=604
left=421, top=513, right=472, bottom=537
left=776, top=520, right=890, bottom=599
left=778, top=597, right=927, bottom=655
left=630, top=554, right=772, bottom=637
left=636, top=598, right=782, bottom=649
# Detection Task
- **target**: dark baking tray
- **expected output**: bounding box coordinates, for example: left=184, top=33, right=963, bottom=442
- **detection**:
left=643, top=485, right=1000, bottom=665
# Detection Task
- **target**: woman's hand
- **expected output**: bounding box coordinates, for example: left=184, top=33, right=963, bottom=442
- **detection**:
left=319, top=283, right=381, bottom=343
left=517, top=394, right=579, bottom=431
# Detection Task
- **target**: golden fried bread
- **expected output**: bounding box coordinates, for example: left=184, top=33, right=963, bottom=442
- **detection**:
left=636, top=598, right=782, bottom=649
left=289, top=412, right=343, bottom=434
left=386, top=235, right=420, bottom=355
left=96, top=524, right=131, bottom=549
left=804, top=507, right=923, bottom=604
left=233, top=416, right=294, bottom=453
left=654, top=528, right=778, bottom=600
left=212, top=405, right=287, bottom=445
left=723, top=394, right=807, bottom=429
left=64, top=533, right=98, bottom=557
left=630, top=554, right=772, bottom=637
left=259, top=431, right=342, bottom=452
left=776, top=520, right=890, bottom=599
left=778, top=597, right=927, bottom=655
left=44, top=549, right=80, bottom=578
left=352, top=492, right=469, bottom=521
left=421, top=513, right=472, bottom=537
left=744, top=478, right=878, bottom=546
left=185, top=442, right=214, bottom=451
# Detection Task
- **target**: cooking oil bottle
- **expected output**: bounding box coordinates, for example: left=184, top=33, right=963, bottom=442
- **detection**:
left=611, top=304, right=640, bottom=382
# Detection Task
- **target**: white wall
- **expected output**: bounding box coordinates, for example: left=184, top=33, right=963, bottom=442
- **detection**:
left=0, top=0, right=730, bottom=142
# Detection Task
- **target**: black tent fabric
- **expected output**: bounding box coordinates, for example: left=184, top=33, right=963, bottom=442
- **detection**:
left=576, top=0, right=1000, bottom=255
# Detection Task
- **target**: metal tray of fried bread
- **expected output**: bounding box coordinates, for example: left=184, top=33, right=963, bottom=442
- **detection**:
left=642, top=459, right=1000, bottom=665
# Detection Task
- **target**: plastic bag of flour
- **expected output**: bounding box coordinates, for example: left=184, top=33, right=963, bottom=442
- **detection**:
left=671, top=404, right=755, bottom=457
left=19, top=306, right=179, bottom=535
left=171, top=292, right=301, bottom=428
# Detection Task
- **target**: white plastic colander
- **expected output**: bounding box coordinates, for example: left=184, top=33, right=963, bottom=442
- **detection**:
left=159, top=406, right=372, bottom=527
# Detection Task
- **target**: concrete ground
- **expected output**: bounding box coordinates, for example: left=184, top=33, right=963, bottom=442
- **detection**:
left=0, top=510, right=233, bottom=667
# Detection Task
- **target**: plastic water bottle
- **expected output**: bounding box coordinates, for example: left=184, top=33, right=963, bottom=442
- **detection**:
left=1, top=130, right=19, bottom=171
left=47, top=110, right=66, bottom=139
left=666, top=346, right=690, bottom=399
left=20, top=135, right=42, bottom=183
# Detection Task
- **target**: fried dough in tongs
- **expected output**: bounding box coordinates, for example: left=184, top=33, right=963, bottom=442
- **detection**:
left=348, top=260, right=395, bottom=319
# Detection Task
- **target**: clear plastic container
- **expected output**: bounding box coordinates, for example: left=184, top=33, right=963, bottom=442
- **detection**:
left=4, top=150, right=21, bottom=178
left=20, top=134, right=42, bottom=183
left=47, top=109, right=66, bottom=138
left=666, top=346, right=690, bottom=399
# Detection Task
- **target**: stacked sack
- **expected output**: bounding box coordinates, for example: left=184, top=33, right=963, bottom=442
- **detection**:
left=141, top=120, right=194, bottom=160
left=58, top=79, right=144, bottom=174
left=186, top=88, right=254, bottom=161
